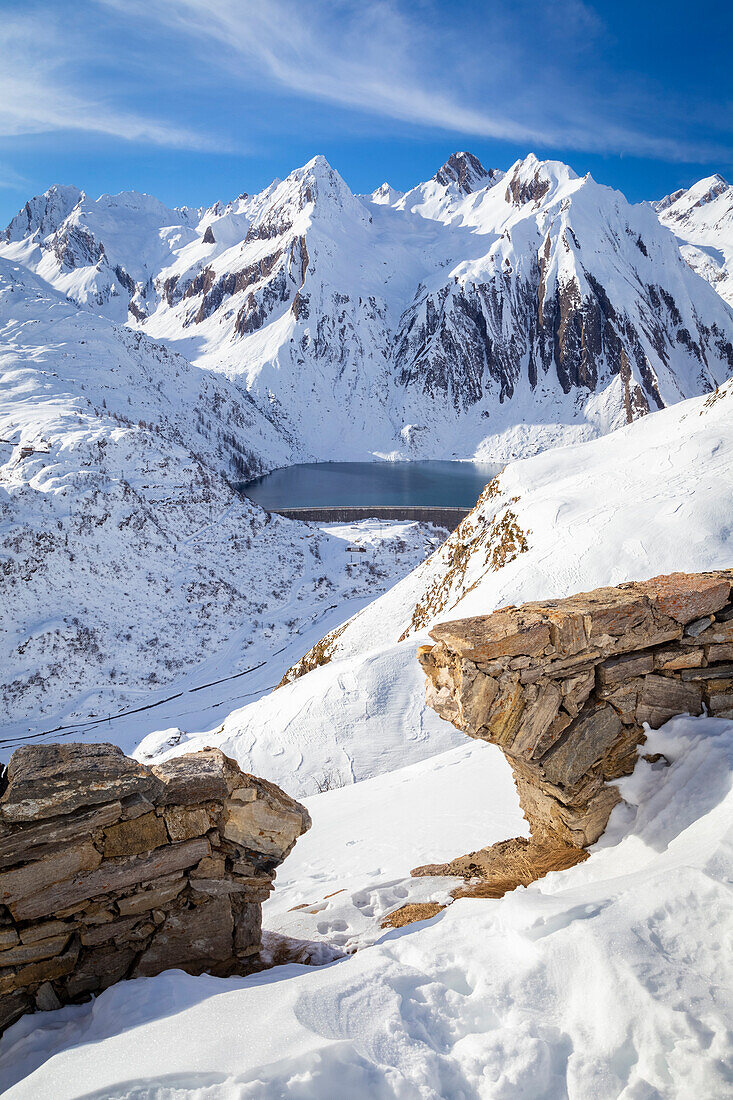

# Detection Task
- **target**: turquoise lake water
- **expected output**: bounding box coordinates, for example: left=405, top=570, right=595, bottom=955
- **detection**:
left=239, top=461, right=503, bottom=510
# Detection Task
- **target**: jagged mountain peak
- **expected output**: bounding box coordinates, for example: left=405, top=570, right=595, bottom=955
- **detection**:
left=433, top=151, right=500, bottom=194
left=688, top=171, right=729, bottom=194
left=653, top=187, right=686, bottom=213
left=370, top=182, right=405, bottom=206
left=287, top=154, right=351, bottom=194
left=2, top=149, right=732, bottom=462
left=4, top=184, right=84, bottom=242
left=503, top=154, right=578, bottom=208
left=397, top=152, right=503, bottom=222
left=251, top=153, right=368, bottom=235
left=654, top=174, right=730, bottom=215
left=654, top=171, right=733, bottom=307
left=301, top=153, right=334, bottom=174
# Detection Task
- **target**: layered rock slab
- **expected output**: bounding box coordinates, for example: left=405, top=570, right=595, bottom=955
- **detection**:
left=416, top=571, right=733, bottom=891
left=0, top=744, right=310, bottom=1033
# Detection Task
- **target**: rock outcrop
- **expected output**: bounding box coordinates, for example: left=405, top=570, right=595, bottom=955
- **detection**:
left=416, top=571, right=733, bottom=891
left=0, top=743, right=310, bottom=1034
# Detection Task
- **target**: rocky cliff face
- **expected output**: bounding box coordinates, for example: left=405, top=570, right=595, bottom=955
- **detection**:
left=3, top=153, right=732, bottom=463
left=394, top=156, right=733, bottom=442
left=416, top=571, right=733, bottom=893
left=3, top=185, right=83, bottom=243
left=0, top=743, right=310, bottom=1034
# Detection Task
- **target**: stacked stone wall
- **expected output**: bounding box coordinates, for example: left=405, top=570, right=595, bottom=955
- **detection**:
left=0, top=744, right=310, bottom=1033
left=418, top=571, right=733, bottom=855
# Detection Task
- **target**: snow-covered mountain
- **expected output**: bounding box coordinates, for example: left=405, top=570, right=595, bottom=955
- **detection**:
left=368, top=182, right=404, bottom=206
left=654, top=173, right=733, bottom=307
left=0, top=259, right=441, bottom=729
left=4, top=152, right=733, bottom=464
left=395, top=149, right=504, bottom=220
left=2, top=155, right=733, bottom=1099
left=2, top=187, right=202, bottom=324
left=3, top=149, right=733, bottom=743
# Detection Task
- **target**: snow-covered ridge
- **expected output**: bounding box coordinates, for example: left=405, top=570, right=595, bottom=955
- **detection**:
left=654, top=173, right=733, bottom=306
left=3, top=152, right=732, bottom=466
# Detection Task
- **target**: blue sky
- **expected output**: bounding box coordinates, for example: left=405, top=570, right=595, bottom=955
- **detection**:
left=0, top=0, right=730, bottom=224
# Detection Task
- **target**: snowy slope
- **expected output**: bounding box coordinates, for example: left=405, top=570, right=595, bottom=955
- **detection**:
left=136, top=638, right=465, bottom=799
left=299, top=376, right=733, bottom=663
left=4, top=153, right=733, bottom=465
left=654, top=174, right=733, bottom=306
left=1, top=712, right=730, bottom=1099
left=0, top=260, right=443, bottom=732
left=133, top=379, right=733, bottom=801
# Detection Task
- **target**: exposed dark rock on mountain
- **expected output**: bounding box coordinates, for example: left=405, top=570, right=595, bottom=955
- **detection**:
left=3, top=154, right=733, bottom=461
left=434, top=151, right=499, bottom=194
left=3, top=185, right=83, bottom=243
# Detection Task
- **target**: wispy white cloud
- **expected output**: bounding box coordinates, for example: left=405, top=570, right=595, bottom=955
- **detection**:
left=100, top=0, right=731, bottom=163
left=0, top=12, right=219, bottom=150
left=134, top=0, right=540, bottom=144
left=0, top=0, right=728, bottom=169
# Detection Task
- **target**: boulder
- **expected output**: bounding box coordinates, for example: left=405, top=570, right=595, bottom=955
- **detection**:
left=10, top=836, right=210, bottom=922
left=0, top=742, right=310, bottom=1033
left=0, top=744, right=159, bottom=823
left=151, top=749, right=239, bottom=804
left=102, top=812, right=169, bottom=858
left=164, top=805, right=211, bottom=843
left=133, top=897, right=234, bottom=977
left=639, top=572, right=731, bottom=623
left=0, top=843, right=102, bottom=911
left=431, top=611, right=550, bottom=662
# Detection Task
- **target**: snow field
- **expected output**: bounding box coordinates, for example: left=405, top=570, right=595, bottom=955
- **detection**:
left=136, top=642, right=465, bottom=798
left=0, top=713, right=730, bottom=1099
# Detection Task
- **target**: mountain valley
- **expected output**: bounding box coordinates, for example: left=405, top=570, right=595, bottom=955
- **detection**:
left=1, top=147, right=733, bottom=1100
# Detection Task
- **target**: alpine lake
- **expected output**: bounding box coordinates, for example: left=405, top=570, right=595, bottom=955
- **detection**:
left=239, top=460, right=503, bottom=511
